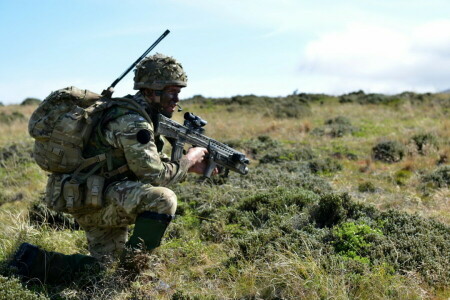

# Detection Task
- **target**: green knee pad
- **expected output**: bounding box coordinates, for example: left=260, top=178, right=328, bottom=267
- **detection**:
left=126, top=212, right=173, bottom=251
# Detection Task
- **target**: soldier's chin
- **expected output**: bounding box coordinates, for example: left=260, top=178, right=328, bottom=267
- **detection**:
left=161, top=110, right=174, bottom=118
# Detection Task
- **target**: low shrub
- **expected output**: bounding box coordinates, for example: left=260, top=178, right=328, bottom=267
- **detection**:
left=0, top=112, right=25, bottom=124
left=339, top=90, right=405, bottom=105
left=372, top=140, right=405, bottom=163
left=259, top=147, right=315, bottom=164
left=422, top=165, right=450, bottom=188
left=20, top=98, right=41, bottom=106
left=332, top=221, right=383, bottom=264
left=307, top=157, right=342, bottom=174
left=311, top=116, right=357, bottom=138
left=394, top=169, right=413, bottom=186
left=271, top=95, right=311, bottom=119
left=225, top=135, right=281, bottom=160
left=358, top=181, right=376, bottom=193
left=411, top=133, right=439, bottom=154
left=0, top=142, right=34, bottom=167
left=373, top=210, right=450, bottom=287
left=0, top=275, right=48, bottom=300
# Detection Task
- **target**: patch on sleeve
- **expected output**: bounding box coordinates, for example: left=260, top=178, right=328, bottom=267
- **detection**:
left=136, top=129, right=151, bottom=144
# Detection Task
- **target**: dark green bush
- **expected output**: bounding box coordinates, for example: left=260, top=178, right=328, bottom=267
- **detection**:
left=372, top=140, right=405, bottom=163
left=20, top=97, right=41, bottom=106
left=312, top=193, right=350, bottom=228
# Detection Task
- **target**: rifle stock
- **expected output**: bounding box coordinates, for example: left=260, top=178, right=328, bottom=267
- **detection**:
left=156, top=114, right=249, bottom=178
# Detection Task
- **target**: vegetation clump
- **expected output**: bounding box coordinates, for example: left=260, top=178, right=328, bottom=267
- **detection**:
left=372, top=140, right=405, bottom=163
left=225, top=135, right=281, bottom=160
left=28, top=202, right=80, bottom=230
left=411, top=133, right=439, bottom=154
left=332, top=221, right=383, bottom=264
left=0, top=111, right=25, bottom=124
left=358, top=181, right=377, bottom=193
left=20, top=97, right=41, bottom=106
left=259, top=147, right=315, bottom=164
left=0, top=275, right=48, bottom=300
left=422, top=165, right=450, bottom=188
left=0, top=142, right=34, bottom=167
left=394, top=169, right=413, bottom=186
left=311, top=116, right=357, bottom=137
left=271, top=95, right=311, bottom=119
left=307, top=157, right=342, bottom=174
left=339, top=90, right=393, bottom=104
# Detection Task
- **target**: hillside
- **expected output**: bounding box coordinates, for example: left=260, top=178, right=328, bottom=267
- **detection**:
left=0, top=91, right=449, bottom=299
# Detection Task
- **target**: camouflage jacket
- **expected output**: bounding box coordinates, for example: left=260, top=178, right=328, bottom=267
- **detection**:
left=83, top=92, right=189, bottom=186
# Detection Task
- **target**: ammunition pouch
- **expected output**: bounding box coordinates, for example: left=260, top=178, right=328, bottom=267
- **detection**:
left=45, top=174, right=105, bottom=213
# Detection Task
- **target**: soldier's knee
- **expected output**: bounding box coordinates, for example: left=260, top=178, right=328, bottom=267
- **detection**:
left=145, top=187, right=177, bottom=215
left=159, top=187, right=177, bottom=215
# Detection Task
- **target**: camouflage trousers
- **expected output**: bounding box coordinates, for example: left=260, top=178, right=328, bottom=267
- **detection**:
left=72, top=181, right=177, bottom=262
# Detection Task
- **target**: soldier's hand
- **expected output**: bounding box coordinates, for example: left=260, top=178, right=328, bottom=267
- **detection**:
left=185, top=147, right=219, bottom=175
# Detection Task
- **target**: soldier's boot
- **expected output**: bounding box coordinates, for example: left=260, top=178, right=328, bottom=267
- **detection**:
left=120, top=212, right=173, bottom=276
left=126, top=212, right=173, bottom=251
left=9, top=242, right=101, bottom=284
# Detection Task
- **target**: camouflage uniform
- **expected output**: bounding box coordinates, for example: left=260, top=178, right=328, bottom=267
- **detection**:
left=73, top=92, right=189, bottom=262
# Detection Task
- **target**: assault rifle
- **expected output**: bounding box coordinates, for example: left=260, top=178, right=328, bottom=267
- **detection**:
left=156, top=112, right=250, bottom=178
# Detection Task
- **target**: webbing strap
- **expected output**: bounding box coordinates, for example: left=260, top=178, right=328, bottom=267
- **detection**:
left=51, top=130, right=83, bottom=145
left=70, top=161, right=106, bottom=184
left=103, top=164, right=129, bottom=178
left=71, top=154, right=107, bottom=183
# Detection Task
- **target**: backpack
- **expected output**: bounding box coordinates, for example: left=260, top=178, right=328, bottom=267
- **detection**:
left=29, top=86, right=105, bottom=174
left=28, top=86, right=152, bottom=212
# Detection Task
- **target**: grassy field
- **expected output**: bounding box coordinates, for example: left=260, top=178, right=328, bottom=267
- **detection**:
left=0, top=91, right=449, bottom=299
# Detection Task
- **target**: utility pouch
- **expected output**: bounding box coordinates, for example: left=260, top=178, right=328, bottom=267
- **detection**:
left=45, top=174, right=70, bottom=212
left=63, top=181, right=83, bottom=212
left=85, top=175, right=105, bottom=209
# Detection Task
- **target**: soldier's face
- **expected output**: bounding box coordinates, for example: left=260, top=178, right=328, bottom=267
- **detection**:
left=159, top=86, right=181, bottom=118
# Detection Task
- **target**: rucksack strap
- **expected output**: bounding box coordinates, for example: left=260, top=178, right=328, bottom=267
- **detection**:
left=70, top=97, right=153, bottom=184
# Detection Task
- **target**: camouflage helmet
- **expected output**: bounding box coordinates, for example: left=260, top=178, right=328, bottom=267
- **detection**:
left=133, top=53, right=187, bottom=90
